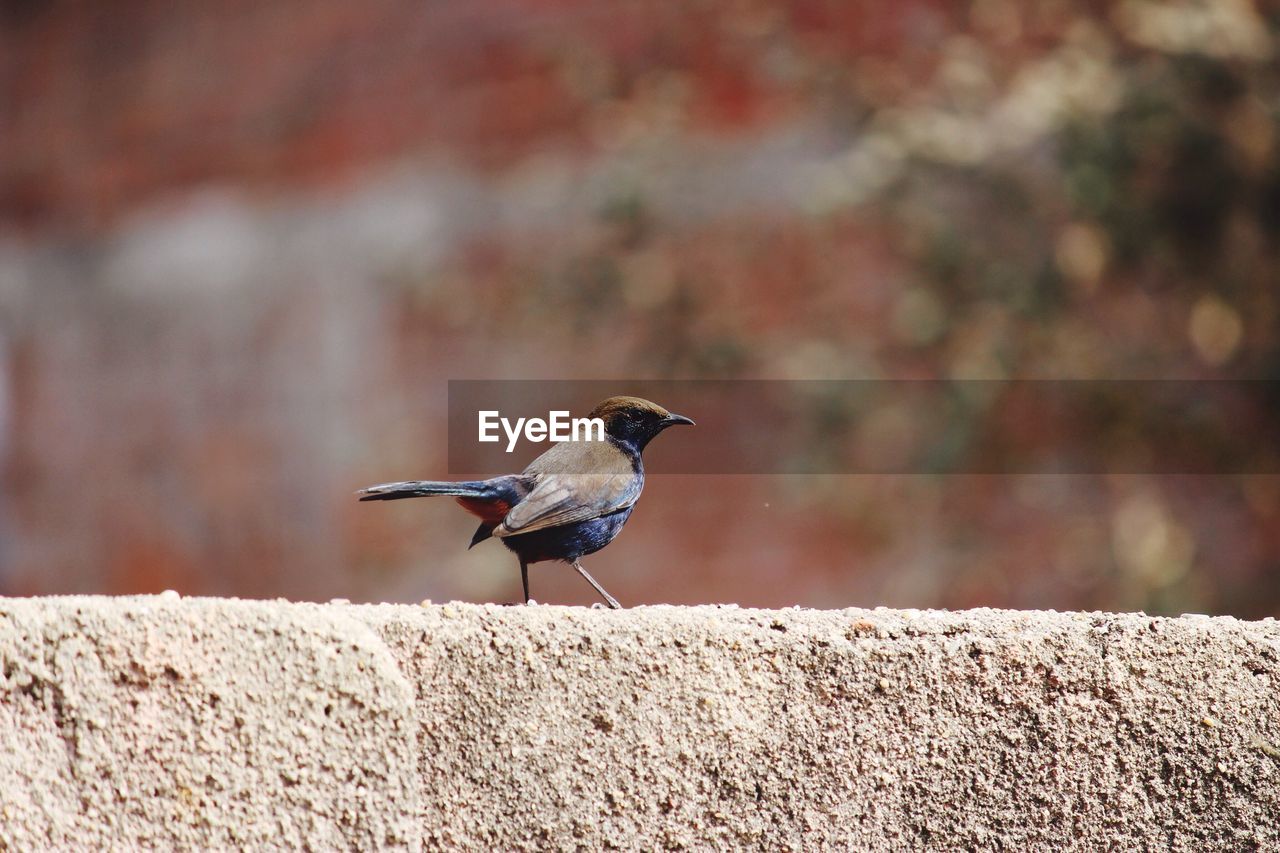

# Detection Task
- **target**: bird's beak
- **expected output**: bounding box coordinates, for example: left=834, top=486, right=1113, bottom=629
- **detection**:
left=661, top=413, right=695, bottom=427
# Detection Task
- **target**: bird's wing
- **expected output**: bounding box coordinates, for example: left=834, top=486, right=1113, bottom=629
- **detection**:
left=494, top=441, right=642, bottom=537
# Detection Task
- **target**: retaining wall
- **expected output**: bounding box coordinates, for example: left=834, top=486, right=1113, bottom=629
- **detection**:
left=1, top=596, right=1278, bottom=849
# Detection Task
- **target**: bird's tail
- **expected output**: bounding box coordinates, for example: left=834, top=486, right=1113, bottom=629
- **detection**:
left=356, top=480, right=493, bottom=501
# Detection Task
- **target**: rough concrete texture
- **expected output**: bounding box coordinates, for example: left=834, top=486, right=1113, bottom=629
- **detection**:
left=2, top=598, right=1279, bottom=850
left=0, top=595, right=418, bottom=850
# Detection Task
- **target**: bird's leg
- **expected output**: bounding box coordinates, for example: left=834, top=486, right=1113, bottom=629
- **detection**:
left=572, top=560, right=621, bottom=609
left=520, top=558, right=531, bottom=605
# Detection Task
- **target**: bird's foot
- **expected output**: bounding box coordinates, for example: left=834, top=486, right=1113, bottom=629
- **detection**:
left=572, top=561, right=622, bottom=610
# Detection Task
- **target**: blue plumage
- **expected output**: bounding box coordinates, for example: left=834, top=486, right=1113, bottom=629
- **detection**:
left=499, top=506, right=636, bottom=565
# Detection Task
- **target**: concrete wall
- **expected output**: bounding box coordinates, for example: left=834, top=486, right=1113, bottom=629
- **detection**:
left=1, top=596, right=1278, bottom=849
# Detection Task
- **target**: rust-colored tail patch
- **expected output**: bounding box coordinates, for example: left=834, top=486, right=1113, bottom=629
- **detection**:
left=455, top=496, right=510, bottom=525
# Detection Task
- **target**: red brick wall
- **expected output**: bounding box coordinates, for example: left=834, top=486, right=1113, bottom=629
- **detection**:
left=2, top=1, right=1278, bottom=614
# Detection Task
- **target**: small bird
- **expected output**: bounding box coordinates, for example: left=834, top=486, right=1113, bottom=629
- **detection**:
left=357, top=396, right=694, bottom=608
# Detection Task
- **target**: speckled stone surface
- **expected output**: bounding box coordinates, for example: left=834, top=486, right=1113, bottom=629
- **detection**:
left=2, top=597, right=1278, bottom=849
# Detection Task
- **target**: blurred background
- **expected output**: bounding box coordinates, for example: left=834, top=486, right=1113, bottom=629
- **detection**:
left=2, top=0, right=1278, bottom=615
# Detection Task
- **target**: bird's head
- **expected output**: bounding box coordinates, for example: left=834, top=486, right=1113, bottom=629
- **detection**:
left=588, top=396, right=694, bottom=451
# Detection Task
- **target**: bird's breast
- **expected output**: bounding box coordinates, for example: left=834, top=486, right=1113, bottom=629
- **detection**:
left=498, top=506, right=636, bottom=564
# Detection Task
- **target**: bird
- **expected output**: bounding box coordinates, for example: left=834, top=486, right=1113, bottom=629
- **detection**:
left=356, top=396, right=694, bottom=608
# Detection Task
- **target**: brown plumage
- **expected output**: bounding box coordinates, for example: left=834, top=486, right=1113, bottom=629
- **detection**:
left=357, top=396, right=694, bottom=607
